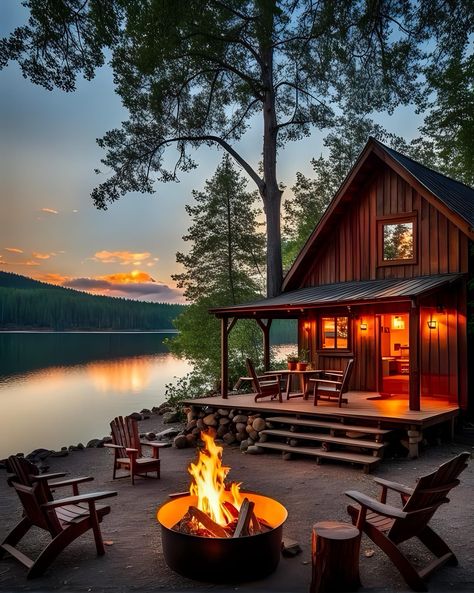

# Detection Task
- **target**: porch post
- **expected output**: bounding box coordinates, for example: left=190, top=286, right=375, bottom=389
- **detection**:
left=256, top=319, right=272, bottom=371
left=409, top=300, right=420, bottom=411
left=221, top=316, right=229, bottom=399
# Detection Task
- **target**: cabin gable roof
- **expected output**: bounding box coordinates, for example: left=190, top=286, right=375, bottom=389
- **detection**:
left=283, top=138, right=474, bottom=291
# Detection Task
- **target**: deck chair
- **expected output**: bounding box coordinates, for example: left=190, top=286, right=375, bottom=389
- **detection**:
left=245, top=358, right=282, bottom=403
left=346, top=452, right=470, bottom=591
left=1, top=455, right=117, bottom=578
left=105, top=415, right=169, bottom=485
left=309, top=358, right=354, bottom=407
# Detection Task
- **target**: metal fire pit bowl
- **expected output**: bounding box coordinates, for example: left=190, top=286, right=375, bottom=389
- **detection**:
left=157, top=491, right=288, bottom=582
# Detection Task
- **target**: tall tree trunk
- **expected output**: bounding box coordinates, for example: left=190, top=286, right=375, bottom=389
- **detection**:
left=259, top=0, right=283, bottom=298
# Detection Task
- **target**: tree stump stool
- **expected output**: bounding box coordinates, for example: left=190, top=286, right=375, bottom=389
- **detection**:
left=310, top=521, right=361, bottom=593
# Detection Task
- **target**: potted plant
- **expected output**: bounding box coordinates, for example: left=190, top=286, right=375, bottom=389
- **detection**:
left=287, top=353, right=298, bottom=370
left=297, top=349, right=309, bottom=371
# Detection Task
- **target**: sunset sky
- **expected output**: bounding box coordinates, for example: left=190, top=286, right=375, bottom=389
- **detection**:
left=0, top=2, right=422, bottom=304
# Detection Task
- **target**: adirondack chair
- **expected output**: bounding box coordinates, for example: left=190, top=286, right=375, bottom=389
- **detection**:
left=245, top=358, right=282, bottom=403
left=308, top=358, right=354, bottom=407
left=1, top=455, right=117, bottom=578
left=105, top=415, right=168, bottom=485
left=345, top=452, right=470, bottom=591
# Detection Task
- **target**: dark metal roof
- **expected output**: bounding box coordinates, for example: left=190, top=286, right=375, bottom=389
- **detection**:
left=375, top=140, right=474, bottom=228
left=211, top=274, right=463, bottom=315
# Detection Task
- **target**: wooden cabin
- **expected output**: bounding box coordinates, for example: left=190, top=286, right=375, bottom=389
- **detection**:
left=186, top=138, right=473, bottom=466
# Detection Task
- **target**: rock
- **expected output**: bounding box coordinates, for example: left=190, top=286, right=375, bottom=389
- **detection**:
left=196, top=419, right=205, bottom=431
left=26, top=448, right=50, bottom=461
left=282, top=451, right=292, bottom=460
left=223, top=433, right=236, bottom=445
left=240, top=439, right=250, bottom=452
left=157, top=406, right=172, bottom=416
left=156, top=427, right=180, bottom=440
left=86, top=439, right=104, bottom=448
left=174, top=435, right=188, bottom=449
left=259, top=433, right=268, bottom=442
left=219, top=417, right=231, bottom=425
left=245, top=426, right=259, bottom=440
left=252, top=418, right=266, bottom=432
left=246, top=445, right=264, bottom=455
left=235, top=432, right=246, bottom=442
left=217, top=408, right=229, bottom=416
left=185, top=433, right=197, bottom=446
left=217, top=425, right=228, bottom=438
left=191, top=427, right=201, bottom=436
left=185, top=419, right=197, bottom=431
left=143, top=432, right=157, bottom=441
left=235, top=422, right=246, bottom=433
left=140, top=408, right=152, bottom=416
left=77, top=443, right=85, bottom=450
left=163, top=410, right=181, bottom=424
left=203, top=414, right=218, bottom=427
left=129, top=412, right=142, bottom=421
left=50, top=449, right=69, bottom=457
left=232, top=414, right=248, bottom=424
left=102, top=436, right=112, bottom=444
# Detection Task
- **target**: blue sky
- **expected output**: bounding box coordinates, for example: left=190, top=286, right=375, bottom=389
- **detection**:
left=0, top=2, right=422, bottom=303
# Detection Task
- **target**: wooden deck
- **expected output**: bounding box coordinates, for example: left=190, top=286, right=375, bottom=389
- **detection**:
left=183, top=391, right=459, bottom=430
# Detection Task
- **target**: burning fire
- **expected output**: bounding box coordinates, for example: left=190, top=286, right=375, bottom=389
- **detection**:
left=188, top=431, right=243, bottom=526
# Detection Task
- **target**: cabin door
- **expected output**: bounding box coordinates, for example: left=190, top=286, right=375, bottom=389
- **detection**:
left=378, top=313, right=410, bottom=396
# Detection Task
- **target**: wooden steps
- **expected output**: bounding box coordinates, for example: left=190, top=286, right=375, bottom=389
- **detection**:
left=256, top=416, right=392, bottom=472
left=256, top=442, right=381, bottom=473
left=266, top=416, right=390, bottom=438
left=260, top=429, right=386, bottom=451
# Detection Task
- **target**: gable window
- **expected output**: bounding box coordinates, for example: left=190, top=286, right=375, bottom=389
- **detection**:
left=377, top=214, right=417, bottom=266
left=320, top=316, right=349, bottom=350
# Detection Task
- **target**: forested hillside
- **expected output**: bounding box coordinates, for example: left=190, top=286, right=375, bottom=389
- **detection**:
left=0, top=272, right=184, bottom=330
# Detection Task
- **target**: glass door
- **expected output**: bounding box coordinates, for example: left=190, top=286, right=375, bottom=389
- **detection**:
left=379, top=313, right=410, bottom=396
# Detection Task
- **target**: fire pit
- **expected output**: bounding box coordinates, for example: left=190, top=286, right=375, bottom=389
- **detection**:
left=157, top=431, right=287, bottom=582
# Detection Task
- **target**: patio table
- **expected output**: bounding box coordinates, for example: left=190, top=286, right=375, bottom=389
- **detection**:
left=264, top=369, right=323, bottom=400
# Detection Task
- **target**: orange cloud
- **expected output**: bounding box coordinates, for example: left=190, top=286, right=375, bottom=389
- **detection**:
left=35, top=273, right=70, bottom=285
left=99, top=270, right=155, bottom=284
left=25, top=260, right=40, bottom=266
left=4, top=247, right=24, bottom=254
left=32, top=252, right=53, bottom=260
left=94, top=250, right=151, bottom=265
left=41, top=208, right=59, bottom=215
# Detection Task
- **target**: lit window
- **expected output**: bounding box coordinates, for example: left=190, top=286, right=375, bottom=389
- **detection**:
left=383, top=222, right=414, bottom=260
left=321, top=316, right=349, bottom=350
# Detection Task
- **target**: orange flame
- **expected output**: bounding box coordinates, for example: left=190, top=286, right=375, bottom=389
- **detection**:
left=188, top=431, right=243, bottom=526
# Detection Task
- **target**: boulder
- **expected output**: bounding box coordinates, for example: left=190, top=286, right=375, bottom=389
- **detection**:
left=143, top=432, right=157, bottom=441
left=217, top=408, right=230, bottom=416
left=129, top=412, right=142, bottom=421
left=235, top=422, right=247, bottom=433
left=232, top=414, right=248, bottom=424
left=185, top=433, right=197, bottom=446
left=156, top=427, right=181, bottom=440
left=174, top=435, right=188, bottom=449
left=185, top=419, right=197, bottom=431
left=86, top=439, right=104, bottom=448
left=246, top=445, right=264, bottom=455
left=203, top=414, right=218, bottom=427
left=26, top=448, right=50, bottom=461
left=196, top=419, right=205, bottom=431
left=219, top=417, right=231, bottom=425
left=222, top=433, right=236, bottom=445
left=216, top=424, right=228, bottom=438
left=240, top=439, right=250, bottom=452
left=163, top=410, right=181, bottom=424
left=252, top=418, right=266, bottom=432
left=50, top=449, right=69, bottom=457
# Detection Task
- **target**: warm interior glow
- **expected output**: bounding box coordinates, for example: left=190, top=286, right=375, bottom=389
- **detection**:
left=188, top=431, right=243, bottom=526
left=392, top=315, right=405, bottom=330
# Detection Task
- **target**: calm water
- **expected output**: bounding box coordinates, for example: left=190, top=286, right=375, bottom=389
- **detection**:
left=0, top=332, right=191, bottom=458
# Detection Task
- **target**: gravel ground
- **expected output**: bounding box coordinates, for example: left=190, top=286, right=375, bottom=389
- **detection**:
left=0, top=414, right=473, bottom=593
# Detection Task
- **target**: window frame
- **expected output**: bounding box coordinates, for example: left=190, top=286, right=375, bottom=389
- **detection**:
left=377, top=212, right=418, bottom=267
left=317, top=314, right=352, bottom=353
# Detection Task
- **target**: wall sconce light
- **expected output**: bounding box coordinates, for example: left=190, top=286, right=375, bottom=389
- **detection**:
left=392, top=315, right=405, bottom=330
left=427, top=319, right=437, bottom=330
left=360, top=322, right=368, bottom=331
left=303, top=321, right=311, bottom=333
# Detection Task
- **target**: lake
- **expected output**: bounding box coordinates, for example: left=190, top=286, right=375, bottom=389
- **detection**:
left=0, top=332, right=191, bottom=459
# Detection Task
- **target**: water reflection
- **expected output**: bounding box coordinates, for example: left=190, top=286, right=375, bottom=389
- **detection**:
left=0, top=333, right=191, bottom=458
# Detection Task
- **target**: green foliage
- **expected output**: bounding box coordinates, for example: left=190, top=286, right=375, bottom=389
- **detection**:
left=0, top=271, right=184, bottom=330
left=167, top=157, right=266, bottom=389
left=164, top=370, right=213, bottom=409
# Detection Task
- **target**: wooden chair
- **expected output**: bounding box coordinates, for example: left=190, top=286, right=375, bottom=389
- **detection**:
left=105, top=415, right=168, bottom=485
left=309, top=358, right=354, bottom=407
left=245, top=358, right=282, bottom=403
left=345, top=452, right=470, bottom=591
left=1, top=455, right=117, bottom=578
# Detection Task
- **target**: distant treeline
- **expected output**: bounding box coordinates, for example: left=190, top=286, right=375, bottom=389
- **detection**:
left=0, top=272, right=184, bottom=330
